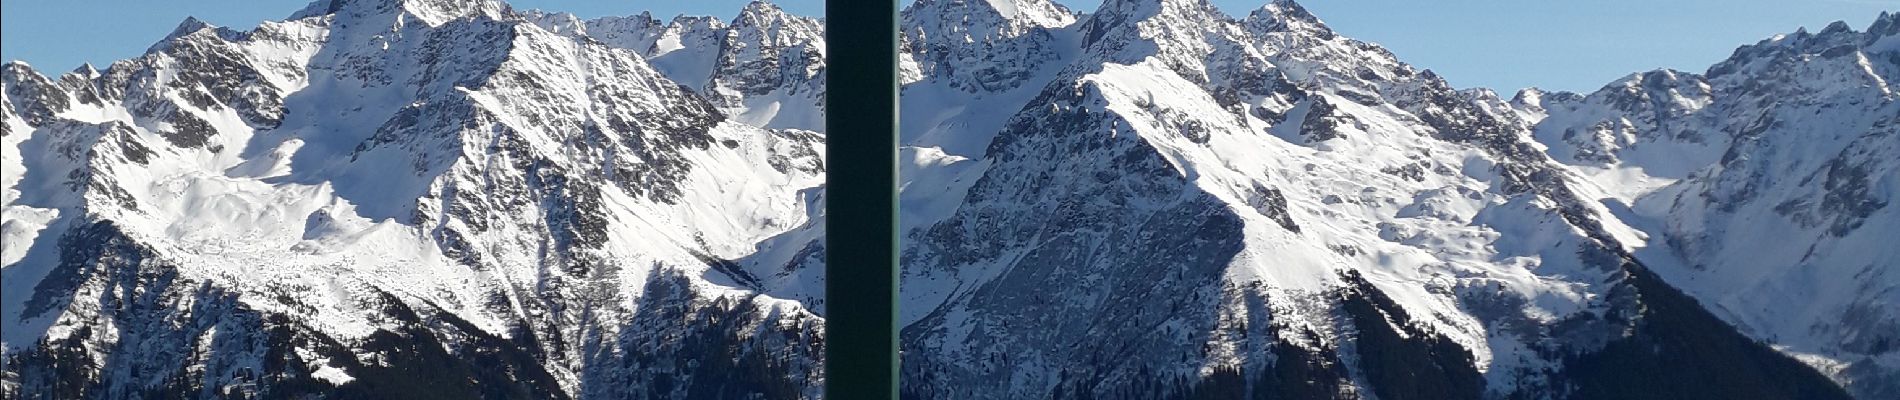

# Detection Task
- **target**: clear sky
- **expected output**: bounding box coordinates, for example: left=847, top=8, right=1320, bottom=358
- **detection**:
left=3, top=0, right=1895, bottom=93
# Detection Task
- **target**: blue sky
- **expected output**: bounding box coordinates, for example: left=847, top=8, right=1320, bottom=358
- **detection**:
left=3, top=0, right=1894, bottom=92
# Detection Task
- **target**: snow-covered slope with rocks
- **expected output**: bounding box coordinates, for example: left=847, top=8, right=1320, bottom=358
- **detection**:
left=524, top=1, right=826, bottom=131
left=2, top=0, right=824, bottom=398
left=892, top=0, right=1851, bottom=398
left=1523, top=13, right=1900, bottom=398
left=0, top=0, right=1888, bottom=399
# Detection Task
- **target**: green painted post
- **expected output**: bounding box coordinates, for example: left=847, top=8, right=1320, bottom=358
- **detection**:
left=823, top=0, right=899, bottom=398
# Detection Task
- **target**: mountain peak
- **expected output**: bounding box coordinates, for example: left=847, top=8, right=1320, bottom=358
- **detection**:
left=1869, top=11, right=1899, bottom=38
left=167, top=16, right=214, bottom=39
left=1511, top=87, right=1582, bottom=108
left=904, top=0, right=1076, bottom=36
left=2, top=60, right=35, bottom=75
left=1259, top=0, right=1321, bottom=25
left=906, top=0, right=1071, bottom=18
left=1245, top=0, right=1333, bottom=39
left=1082, top=0, right=1228, bottom=42
left=157, top=16, right=249, bottom=41
left=69, top=63, right=99, bottom=78
left=1593, top=68, right=1704, bottom=97
left=147, top=16, right=249, bottom=54
left=737, top=0, right=790, bottom=19
left=1821, top=20, right=1853, bottom=35
left=1512, top=86, right=1546, bottom=101
left=903, top=0, right=1077, bottom=48
left=517, top=9, right=586, bottom=34
left=976, top=0, right=1075, bottom=26
left=1099, top=0, right=1221, bottom=15
left=307, top=0, right=508, bottom=26
left=670, top=14, right=727, bottom=31
left=724, top=0, right=823, bottom=51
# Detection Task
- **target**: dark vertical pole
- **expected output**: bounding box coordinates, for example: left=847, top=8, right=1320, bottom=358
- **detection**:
left=824, top=0, right=899, bottom=398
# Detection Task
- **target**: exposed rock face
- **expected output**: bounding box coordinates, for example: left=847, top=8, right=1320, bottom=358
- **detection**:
left=0, top=0, right=1887, bottom=399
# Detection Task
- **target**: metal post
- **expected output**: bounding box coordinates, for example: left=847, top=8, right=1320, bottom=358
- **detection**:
left=823, top=0, right=899, bottom=398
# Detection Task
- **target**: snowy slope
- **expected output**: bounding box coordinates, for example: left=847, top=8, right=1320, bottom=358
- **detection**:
left=894, top=0, right=1855, bottom=398
left=2, top=0, right=824, bottom=398
left=525, top=2, right=826, bottom=131
left=0, top=0, right=1887, bottom=399
left=1525, top=13, right=1900, bottom=398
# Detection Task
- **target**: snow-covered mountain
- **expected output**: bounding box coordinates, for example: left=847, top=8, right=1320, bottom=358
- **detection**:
left=1522, top=14, right=1900, bottom=398
left=2, top=0, right=824, bottom=398
left=523, top=1, right=826, bottom=131
left=892, top=0, right=1863, bottom=397
left=0, top=0, right=1890, bottom=398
